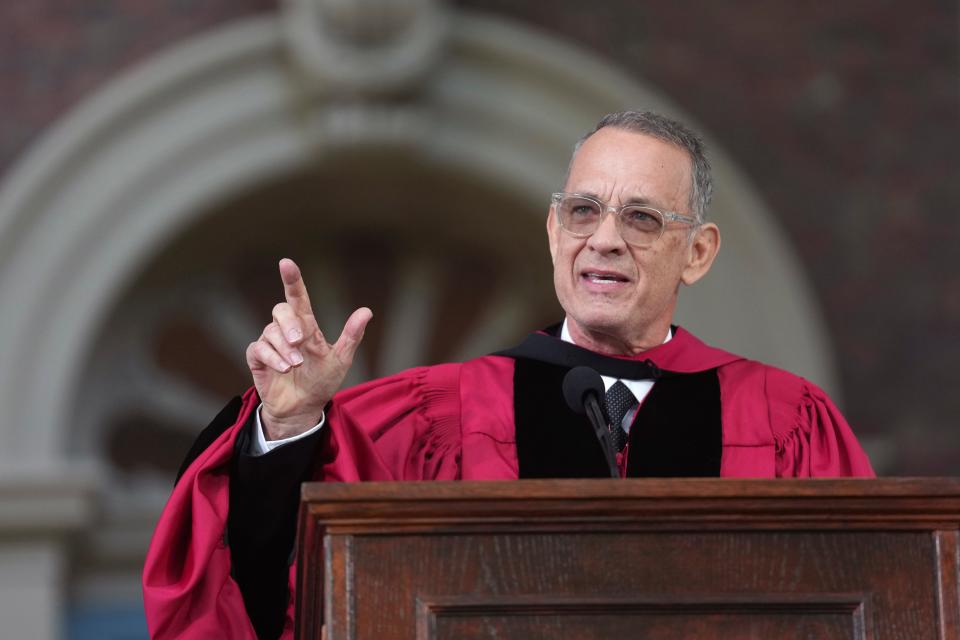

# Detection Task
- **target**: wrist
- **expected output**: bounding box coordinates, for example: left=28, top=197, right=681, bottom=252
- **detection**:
left=261, top=407, right=325, bottom=441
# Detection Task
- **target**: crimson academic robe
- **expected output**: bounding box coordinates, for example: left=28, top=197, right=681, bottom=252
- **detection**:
left=143, top=327, right=874, bottom=639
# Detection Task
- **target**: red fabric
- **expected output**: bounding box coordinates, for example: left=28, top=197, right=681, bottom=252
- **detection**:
left=460, top=355, right=517, bottom=480
left=142, top=387, right=262, bottom=639
left=143, top=330, right=874, bottom=637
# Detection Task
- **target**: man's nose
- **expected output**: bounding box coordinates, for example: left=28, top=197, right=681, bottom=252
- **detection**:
left=587, top=209, right=626, bottom=252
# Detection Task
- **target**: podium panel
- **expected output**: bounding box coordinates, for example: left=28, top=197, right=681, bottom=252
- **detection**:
left=296, top=479, right=960, bottom=640
left=417, top=593, right=869, bottom=640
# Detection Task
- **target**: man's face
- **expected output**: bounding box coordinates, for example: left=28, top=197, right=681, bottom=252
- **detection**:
left=547, top=127, right=711, bottom=353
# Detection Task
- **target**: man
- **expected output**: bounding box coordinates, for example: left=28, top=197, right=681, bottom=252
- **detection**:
left=143, top=111, right=874, bottom=639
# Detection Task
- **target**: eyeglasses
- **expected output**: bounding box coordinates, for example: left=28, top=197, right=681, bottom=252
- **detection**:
left=551, top=192, right=700, bottom=247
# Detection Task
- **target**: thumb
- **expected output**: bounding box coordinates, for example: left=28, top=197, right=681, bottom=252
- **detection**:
left=333, top=307, right=373, bottom=365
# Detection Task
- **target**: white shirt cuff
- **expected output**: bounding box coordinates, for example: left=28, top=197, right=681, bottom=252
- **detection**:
left=250, top=403, right=325, bottom=456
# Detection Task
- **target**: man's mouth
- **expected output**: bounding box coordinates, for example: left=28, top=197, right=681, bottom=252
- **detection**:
left=582, top=270, right=629, bottom=284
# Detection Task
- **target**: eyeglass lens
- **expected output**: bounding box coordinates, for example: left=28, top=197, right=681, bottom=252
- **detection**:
left=557, top=196, right=663, bottom=245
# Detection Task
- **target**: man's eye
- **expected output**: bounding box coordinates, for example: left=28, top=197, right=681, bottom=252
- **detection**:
left=624, top=208, right=661, bottom=228
left=571, top=205, right=597, bottom=217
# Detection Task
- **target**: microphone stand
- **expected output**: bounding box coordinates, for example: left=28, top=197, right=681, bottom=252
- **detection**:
left=584, top=392, right=619, bottom=479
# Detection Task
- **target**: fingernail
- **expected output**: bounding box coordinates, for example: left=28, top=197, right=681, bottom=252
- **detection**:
left=290, top=351, right=304, bottom=365
left=288, top=329, right=302, bottom=342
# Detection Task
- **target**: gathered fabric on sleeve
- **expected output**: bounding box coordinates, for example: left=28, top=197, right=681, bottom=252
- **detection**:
left=320, top=363, right=464, bottom=482
left=766, top=368, right=875, bottom=478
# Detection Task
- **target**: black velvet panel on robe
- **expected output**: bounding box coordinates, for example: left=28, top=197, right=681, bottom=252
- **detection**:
left=174, top=397, right=323, bottom=640
left=175, top=395, right=243, bottom=485
left=514, top=358, right=613, bottom=478
left=513, top=358, right=722, bottom=478
left=625, top=368, right=722, bottom=477
left=228, top=413, right=323, bottom=640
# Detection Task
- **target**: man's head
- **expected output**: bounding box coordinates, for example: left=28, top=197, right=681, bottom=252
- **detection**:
left=547, top=110, right=721, bottom=355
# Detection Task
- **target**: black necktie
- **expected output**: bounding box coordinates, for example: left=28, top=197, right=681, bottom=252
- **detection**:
left=605, top=380, right=637, bottom=452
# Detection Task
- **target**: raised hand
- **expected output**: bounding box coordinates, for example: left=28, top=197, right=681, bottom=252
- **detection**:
left=246, top=258, right=372, bottom=440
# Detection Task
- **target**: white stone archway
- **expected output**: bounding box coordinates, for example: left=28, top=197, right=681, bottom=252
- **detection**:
left=0, top=1, right=838, bottom=635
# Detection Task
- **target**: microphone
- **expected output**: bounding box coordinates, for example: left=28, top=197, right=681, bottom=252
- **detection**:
left=562, top=366, right=619, bottom=478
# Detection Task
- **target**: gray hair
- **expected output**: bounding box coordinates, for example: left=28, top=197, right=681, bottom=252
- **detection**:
left=568, top=110, right=713, bottom=222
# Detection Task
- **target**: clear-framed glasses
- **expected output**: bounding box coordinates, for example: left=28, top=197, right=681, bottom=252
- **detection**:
left=550, top=192, right=700, bottom=247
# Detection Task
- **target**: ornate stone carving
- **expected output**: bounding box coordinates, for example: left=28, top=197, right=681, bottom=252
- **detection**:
left=282, top=0, right=448, bottom=95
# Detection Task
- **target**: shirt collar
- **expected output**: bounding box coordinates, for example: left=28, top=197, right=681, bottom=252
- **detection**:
left=560, top=319, right=671, bottom=396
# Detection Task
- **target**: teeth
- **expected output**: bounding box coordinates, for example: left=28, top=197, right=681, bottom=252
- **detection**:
left=587, top=273, right=621, bottom=282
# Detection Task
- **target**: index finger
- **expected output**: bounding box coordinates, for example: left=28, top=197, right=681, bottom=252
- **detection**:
left=278, top=258, right=314, bottom=317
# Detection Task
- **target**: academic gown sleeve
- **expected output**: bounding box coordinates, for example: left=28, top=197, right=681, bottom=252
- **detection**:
left=143, top=365, right=464, bottom=639
left=321, top=363, right=463, bottom=482
left=768, top=371, right=875, bottom=478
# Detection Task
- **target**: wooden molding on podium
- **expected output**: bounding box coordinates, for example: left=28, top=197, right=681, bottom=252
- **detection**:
left=296, top=478, right=960, bottom=639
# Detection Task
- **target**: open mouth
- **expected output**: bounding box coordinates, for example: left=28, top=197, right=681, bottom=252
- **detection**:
left=582, top=271, right=629, bottom=284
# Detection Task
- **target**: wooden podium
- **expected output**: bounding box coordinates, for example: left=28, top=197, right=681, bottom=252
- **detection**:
left=296, top=479, right=960, bottom=639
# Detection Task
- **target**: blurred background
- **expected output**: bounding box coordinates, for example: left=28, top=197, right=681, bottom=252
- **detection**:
left=0, top=0, right=956, bottom=637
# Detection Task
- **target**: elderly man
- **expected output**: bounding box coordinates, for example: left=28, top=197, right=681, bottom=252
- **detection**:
left=144, top=111, right=873, bottom=639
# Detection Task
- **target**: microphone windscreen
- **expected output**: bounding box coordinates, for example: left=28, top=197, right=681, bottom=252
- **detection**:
left=562, top=366, right=605, bottom=415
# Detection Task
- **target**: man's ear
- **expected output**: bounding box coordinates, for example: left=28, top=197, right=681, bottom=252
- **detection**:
left=681, top=222, right=721, bottom=286
left=546, top=207, right=559, bottom=263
